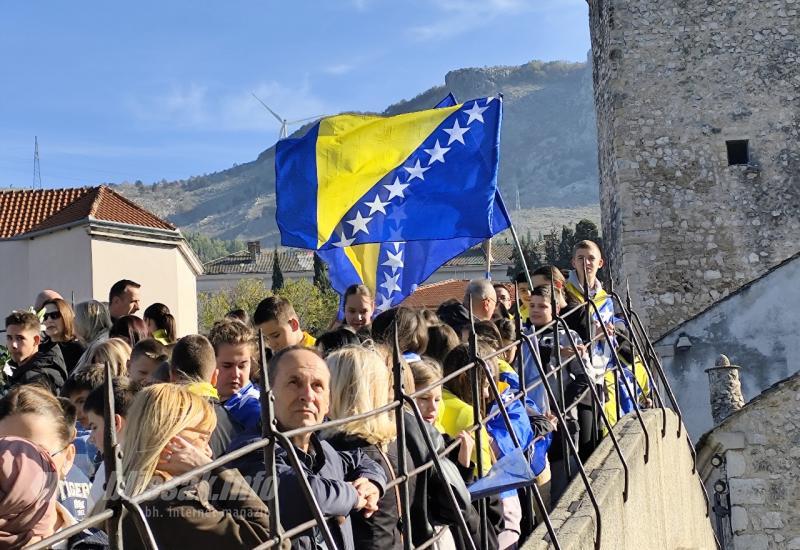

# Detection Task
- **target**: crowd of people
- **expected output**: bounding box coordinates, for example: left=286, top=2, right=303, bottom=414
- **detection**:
left=0, top=239, right=650, bottom=549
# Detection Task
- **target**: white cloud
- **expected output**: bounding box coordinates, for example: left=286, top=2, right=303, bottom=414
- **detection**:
left=408, top=0, right=581, bottom=42
left=323, top=63, right=356, bottom=75
left=127, top=80, right=331, bottom=134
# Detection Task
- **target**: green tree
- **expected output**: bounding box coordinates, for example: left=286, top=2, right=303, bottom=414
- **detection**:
left=197, top=278, right=271, bottom=332
left=313, top=253, right=332, bottom=293
left=508, top=232, right=542, bottom=278
left=185, top=232, right=246, bottom=263
left=574, top=219, right=602, bottom=250
left=197, top=278, right=338, bottom=335
left=557, top=225, right=576, bottom=269
left=276, top=279, right=339, bottom=335
left=271, top=248, right=284, bottom=291
left=543, top=229, right=560, bottom=267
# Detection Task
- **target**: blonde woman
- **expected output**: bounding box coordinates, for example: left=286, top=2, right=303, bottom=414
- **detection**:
left=73, top=300, right=112, bottom=345
left=74, top=337, right=131, bottom=376
left=120, top=384, right=273, bottom=548
left=324, top=346, right=405, bottom=550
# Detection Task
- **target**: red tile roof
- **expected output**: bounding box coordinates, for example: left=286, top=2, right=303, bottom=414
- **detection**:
left=402, top=279, right=469, bottom=309
left=402, top=278, right=517, bottom=310
left=0, top=186, right=174, bottom=238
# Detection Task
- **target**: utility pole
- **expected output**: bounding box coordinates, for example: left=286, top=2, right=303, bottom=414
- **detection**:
left=33, top=136, right=42, bottom=189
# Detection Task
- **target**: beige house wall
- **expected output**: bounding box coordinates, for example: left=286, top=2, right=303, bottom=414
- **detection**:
left=0, top=229, right=94, bottom=315
left=90, top=236, right=198, bottom=336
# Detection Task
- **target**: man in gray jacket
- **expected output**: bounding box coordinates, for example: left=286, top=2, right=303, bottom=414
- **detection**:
left=270, top=346, right=386, bottom=550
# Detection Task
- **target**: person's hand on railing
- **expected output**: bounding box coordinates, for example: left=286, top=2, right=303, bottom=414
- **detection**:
left=560, top=343, right=586, bottom=360
left=546, top=412, right=558, bottom=432
left=350, top=477, right=381, bottom=518
left=157, top=435, right=213, bottom=476
left=456, top=430, right=474, bottom=469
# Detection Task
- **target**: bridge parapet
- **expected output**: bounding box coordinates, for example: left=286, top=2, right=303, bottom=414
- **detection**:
left=523, top=409, right=717, bottom=550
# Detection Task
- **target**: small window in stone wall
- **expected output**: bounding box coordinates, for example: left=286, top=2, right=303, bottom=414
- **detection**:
left=726, top=140, right=750, bottom=165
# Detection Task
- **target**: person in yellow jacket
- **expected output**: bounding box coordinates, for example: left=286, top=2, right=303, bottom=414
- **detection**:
left=253, top=296, right=316, bottom=352
left=436, top=344, right=497, bottom=476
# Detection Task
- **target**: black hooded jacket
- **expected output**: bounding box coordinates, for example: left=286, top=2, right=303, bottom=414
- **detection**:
left=2, top=341, right=67, bottom=395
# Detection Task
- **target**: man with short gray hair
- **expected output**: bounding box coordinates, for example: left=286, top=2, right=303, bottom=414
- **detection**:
left=463, top=279, right=497, bottom=321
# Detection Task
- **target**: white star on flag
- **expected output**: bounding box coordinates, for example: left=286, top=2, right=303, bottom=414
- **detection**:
left=388, top=226, right=404, bottom=241
left=380, top=272, right=402, bottom=295
left=424, top=140, right=450, bottom=165
left=375, top=294, right=393, bottom=312
left=404, top=159, right=430, bottom=182
left=364, top=194, right=390, bottom=215
left=332, top=232, right=355, bottom=248
left=382, top=249, right=404, bottom=272
left=387, top=207, right=407, bottom=224
left=384, top=177, right=409, bottom=200
left=443, top=119, right=470, bottom=145
left=346, top=210, right=372, bottom=235
left=392, top=242, right=403, bottom=253
left=463, top=101, right=489, bottom=124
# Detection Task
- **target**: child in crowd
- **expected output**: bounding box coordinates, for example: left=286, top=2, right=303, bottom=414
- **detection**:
left=208, top=318, right=261, bottom=433
left=82, top=376, right=141, bottom=508
left=0, top=385, right=93, bottom=523
left=253, top=296, right=316, bottom=352
left=143, top=303, right=177, bottom=345
left=61, top=364, right=107, bottom=480
left=127, top=338, right=170, bottom=384
left=342, top=284, right=375, bottom=332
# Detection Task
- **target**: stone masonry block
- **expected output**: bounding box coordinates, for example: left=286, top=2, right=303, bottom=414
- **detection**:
left=726, top=450, right=747, bottom=477
left=734, top=534, right=768, bottom=550
left=714, top=431, right=746, bottom=449
left=729, top=478, right=767, bottom=505
left=760, top=512, right=784, bottom=529
left=731, top=506, right=748, bottom=534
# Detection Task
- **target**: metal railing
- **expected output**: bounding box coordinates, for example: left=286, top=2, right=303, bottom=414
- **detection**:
left=28, top=277, right=711, bottom=550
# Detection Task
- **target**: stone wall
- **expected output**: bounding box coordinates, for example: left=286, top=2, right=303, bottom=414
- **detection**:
left=522, top=409, right=717, bottom=550
left=588, top=0, right=800, bottom=337
left=698, top=373, right=800, bottom=549
left=654, top=252, right=800, bottom=439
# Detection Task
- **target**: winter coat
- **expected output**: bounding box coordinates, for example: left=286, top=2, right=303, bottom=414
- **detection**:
left=2, top=342, right=67, bottom=395
left=325, top=433, right=412, bottom=550
left=274, top=433, right=387, bottom=550
left=121, top=467, right=276, bottom=549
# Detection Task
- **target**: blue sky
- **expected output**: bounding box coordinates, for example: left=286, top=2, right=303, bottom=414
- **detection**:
left=0, top=0, right=590, bottom=188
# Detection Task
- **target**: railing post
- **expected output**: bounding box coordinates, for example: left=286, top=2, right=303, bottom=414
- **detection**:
left=258, top=330, right=282, bottom=542
left=392, top=325, right=413, bottom=549
left=549, top=278, right=570, bottom=482
left=467, top=295, right=489, bottom=550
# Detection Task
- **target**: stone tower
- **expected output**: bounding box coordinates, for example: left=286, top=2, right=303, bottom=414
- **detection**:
left=587, top=0, right=800, bottom=337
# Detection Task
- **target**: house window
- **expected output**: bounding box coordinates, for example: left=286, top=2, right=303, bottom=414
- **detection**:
left=726, top=140, right=749, bottom=166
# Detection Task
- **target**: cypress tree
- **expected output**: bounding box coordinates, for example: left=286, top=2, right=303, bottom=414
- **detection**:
left=272, top=247, right=284, bottom=291
left=313, top=253, right=332, bottom=292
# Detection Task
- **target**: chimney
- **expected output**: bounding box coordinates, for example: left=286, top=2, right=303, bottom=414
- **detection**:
left=247, top=241, right=261, bottom=263
left=705, top=354, right=745, bottom=425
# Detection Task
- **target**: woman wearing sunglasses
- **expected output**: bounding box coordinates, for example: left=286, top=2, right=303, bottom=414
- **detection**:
left=42, top=298, right=86, bottom=374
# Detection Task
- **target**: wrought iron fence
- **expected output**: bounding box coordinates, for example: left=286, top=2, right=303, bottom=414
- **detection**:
left=28, top=276, right=711, bottom=550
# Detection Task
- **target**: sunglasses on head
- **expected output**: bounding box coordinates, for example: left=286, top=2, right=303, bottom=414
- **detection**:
left=43, top=311, right=62, bottom=321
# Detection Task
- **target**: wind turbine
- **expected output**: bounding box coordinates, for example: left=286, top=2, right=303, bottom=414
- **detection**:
left=250, top=92, right=326, bottom=139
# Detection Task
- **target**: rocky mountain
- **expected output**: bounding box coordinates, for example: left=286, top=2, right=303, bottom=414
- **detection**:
left=116, top=57, right=599, bottom=246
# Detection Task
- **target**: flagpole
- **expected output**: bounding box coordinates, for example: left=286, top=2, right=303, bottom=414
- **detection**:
left=484, top=238, right=493, bottom=280
left=508, top=222, right=533, bottom=289
left=495, top=192, right=533, bottom=289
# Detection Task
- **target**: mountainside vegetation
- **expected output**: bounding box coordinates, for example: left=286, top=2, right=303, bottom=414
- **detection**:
left=117, top=56, right=599, bottom=248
